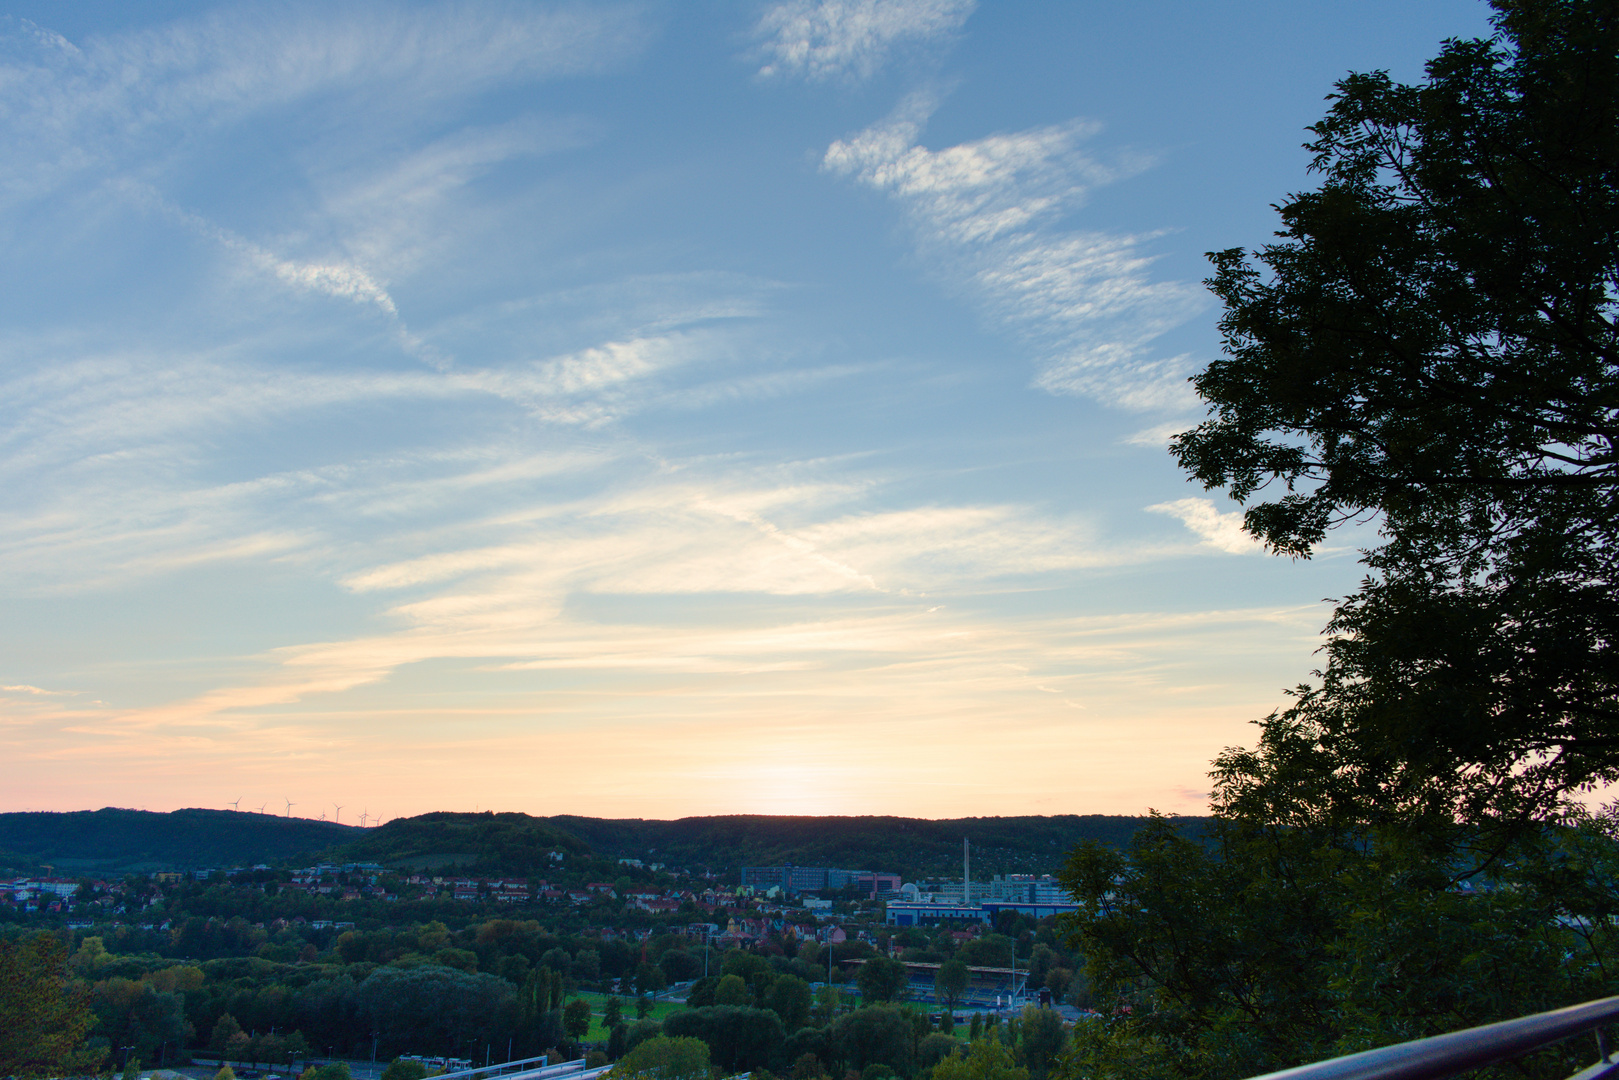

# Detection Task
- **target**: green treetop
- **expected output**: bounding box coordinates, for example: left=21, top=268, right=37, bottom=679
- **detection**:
left=1173, top=0, right=1619, bottom=832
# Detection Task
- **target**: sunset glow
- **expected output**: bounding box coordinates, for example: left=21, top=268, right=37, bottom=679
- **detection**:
left=0, top=0, right=1492, bottom=820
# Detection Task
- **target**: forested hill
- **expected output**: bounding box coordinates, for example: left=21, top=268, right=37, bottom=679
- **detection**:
left=332, top=811, right=591, bottom=874
left=0, top=807, right=356, bottom=873
left=539, top=813, right=1208, bottom=878
left=328, top=812, right=1207, bottom=879
left=0, top=808, right=1207, bottom=878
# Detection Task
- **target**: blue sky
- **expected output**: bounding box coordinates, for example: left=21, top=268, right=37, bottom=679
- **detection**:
left=0, top=0, right=1493, bottom=820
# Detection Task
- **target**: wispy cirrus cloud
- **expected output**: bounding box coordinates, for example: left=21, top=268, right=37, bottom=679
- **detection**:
left=2, top=433, right=1287, bottom=746
left=823, top=92, right=1206, bottom=409
left=339, top=477, right=1141, bottom=603
left=1148, top=497, right=1261, bottom=555
left=45, top=591, right=1323, bottom=823
left=151, top=196, right=400, bottom=317
left=0, top=320, right=784, bottom=595
left=0, top=4, right=648, bottom=203
left=1124, top=420, right=1192, bottom=448
left=752, top=0, right=975, bottom=83
left=308, top=115, right=600, bottom=278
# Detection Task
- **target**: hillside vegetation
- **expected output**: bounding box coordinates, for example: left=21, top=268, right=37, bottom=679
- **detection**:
left=0, top=807, right=1206, bottom=877
left=542, top=813, right=1208, bottom=877
left=333, top=811, right=591, bottom=873
left=0, top=807, right=356, bottom=872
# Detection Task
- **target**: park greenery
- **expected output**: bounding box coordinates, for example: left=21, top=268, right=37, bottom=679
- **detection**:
left=0, top=799, right=1106, bottom=1079
left=1058, top=1, right=1619, bottom=1078
left=0, top=904, right=1088, bottom=1080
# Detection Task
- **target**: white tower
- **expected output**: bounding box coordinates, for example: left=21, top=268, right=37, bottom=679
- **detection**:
left=963, top=837, right=970, bottom=903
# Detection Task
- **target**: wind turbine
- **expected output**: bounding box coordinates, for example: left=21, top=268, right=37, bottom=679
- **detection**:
left=284, top=796, right=296, bottom=818
left=228, top=797, right=242, bottom=812
left=359, top=809, right=369, bottom=828
left=255, top=802, right=267, bottom=814
left=333, top=804, right=343, bottom=824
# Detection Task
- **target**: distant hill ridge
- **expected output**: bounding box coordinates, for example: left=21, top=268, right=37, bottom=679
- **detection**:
left=0, top=809, right=1198, bottom=880
left=0, top=807, right=357, bottom=873
left=0, top=807, right=1208, bottom=876
left=536, top=813, right=1208, bottom=877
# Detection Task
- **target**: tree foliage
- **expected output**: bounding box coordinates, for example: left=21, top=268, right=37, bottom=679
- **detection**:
left=0, top=933, right=103, bottom=1078
left=826, top=1005, right=915, bottom=1078
left=1059, top=808, right=1619, bottom=1080
left=663, top=1006, right=785, bottom=1073
left=1172, top=0, right=1619, bottom=826
left=355, top=965, right=516, bottom=1059
left=1057, top=4, right=1619, bottom=1079
left=714, top=974, right=750, bottom=1008
left=934, top=961, right=969, bottom=1015
left=565, top=998, right=594, bottom=1041
left=766, top=974, right=814, bottom=1031
left=933, top=1037, right=1027, bottom=1080
left=609, top=1035, right=713, bottom=1080
left=90, top=975, right=192, bottom=1064
left=1016, top=1008, right=1066, bottom=1080
left=855, top=957, right=908, bottom=1004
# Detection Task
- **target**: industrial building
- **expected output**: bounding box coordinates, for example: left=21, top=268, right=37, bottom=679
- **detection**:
left=739, top=865, right=900, bottom=896
left=883, top=899, right=1081, bottom=927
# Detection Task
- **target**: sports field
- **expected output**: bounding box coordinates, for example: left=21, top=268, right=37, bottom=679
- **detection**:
left=568, top=991, right=685, bottom=1041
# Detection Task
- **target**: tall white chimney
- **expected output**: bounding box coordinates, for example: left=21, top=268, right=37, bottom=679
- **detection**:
left=963, top=836, right=970, bottom=904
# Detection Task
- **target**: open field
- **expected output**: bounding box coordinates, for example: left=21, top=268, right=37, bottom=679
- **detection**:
left=569, top=990, right=686, bottom=1041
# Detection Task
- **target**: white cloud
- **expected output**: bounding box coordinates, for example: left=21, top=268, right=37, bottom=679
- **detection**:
left=308, top=115, right=599, bottom=277
left=1124, top=420, right=1192, bottom=448
left=0, top=4, right=648, bottom=203
left=339, top=475, right=1141, bottom=604
left=1147, top=497, right=1261, bottom=555
left=823, top=93, right=1205, bottom=409
left=442, top=334, right=708, bottom=426
left=107, top=181, right=406, bottom=318
left=0, top=330, right=719, bottom=594
left=753, top=0, right=975, bottom=83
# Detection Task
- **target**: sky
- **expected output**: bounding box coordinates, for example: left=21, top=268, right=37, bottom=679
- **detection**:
left=0, top=0, right=1497, bottom=823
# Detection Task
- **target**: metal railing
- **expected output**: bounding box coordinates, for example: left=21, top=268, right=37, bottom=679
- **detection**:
left=1245, top=996, right=1619, bottom=1080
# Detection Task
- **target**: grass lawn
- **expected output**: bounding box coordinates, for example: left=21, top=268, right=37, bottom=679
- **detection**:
left=569, top=990, right=686, bottom=1041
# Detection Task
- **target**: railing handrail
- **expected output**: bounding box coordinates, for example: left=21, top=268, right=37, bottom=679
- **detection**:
left=1244, top=996, right=1619, bottom=1080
